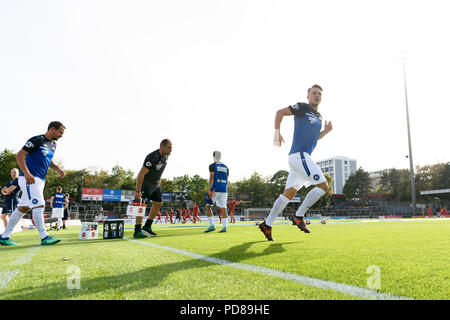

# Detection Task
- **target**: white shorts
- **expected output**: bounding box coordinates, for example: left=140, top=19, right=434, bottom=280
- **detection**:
left=18, top=176, right=46, bottom=209
left=285, top=152, right=327, bottom=191
left=51, top=208, right=64, bottom=218
left=211, top=192, right=228, bottom=209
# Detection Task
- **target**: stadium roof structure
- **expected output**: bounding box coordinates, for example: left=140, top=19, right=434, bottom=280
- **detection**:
left=420, top=189, right=450, bottom=200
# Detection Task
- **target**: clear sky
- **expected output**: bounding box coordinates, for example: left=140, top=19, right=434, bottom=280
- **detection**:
left=1, top=0, right=449, bottom=182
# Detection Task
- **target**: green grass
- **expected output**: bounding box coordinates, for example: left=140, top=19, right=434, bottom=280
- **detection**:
left=0, top=219, right=449, bottom=300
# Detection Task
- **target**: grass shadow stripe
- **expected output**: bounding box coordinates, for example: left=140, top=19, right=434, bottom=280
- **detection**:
left=124, top=238, right=414, bottom=300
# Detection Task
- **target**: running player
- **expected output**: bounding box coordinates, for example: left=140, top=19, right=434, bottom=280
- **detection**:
left=259, top=85, right=332, bottom=241
left=156, top=210, right=162, bottom=224
left=192, top=202, right=200, bottom=223
left=164, top=209, right=169, bottom=223
left=133, top=139, right=172, bottom=238
left=204, top=151, right=229, bottom=233
left=50, top=186, right=67, bottom=230
left=175, top=208, right=182, bottom=223
left=169, top=208, right=174, bottom=223
left=185, top=207, right=193, bottom=223
left=228, top=199, right=237, bottom=223
left=0, top=121, right=66, bottom=246
left=1, top=168, right=20, bottom=229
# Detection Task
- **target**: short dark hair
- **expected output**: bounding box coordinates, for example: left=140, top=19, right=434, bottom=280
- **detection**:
left=308, top=84, right=323, bottom=94
left=48, top=121, right=65, bottom=131
left=160, top=139, right=171, bottom=147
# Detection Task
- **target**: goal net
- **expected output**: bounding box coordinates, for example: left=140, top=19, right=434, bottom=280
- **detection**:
left=244, top=208, right=272, bottom=221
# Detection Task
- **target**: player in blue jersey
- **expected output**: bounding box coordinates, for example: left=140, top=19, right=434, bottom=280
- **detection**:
left=50, top=186, right=68, bottom=230
left=204, top=151, right=230, bottom=233
left=259, top=85, right=333, bottom=241
left=1, top=168, right=20, bottom=229
left=0, top=121, right=66, bottom=246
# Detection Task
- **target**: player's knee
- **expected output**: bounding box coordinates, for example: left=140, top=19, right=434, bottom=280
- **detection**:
left=153, top=201, right=163, bottom=209
left=317, top=182, right=329, bottom=193
left=282, top=188, right=297, bottom=200
left=18, top=206, right=30, bottom=214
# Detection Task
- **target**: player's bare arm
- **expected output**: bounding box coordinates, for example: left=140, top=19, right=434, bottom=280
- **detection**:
left=16, top=149, right=34, bottom=184
left=208, top=172, right=215, bottom=197
left=135, top=166, right=150, bottom=199
left=274, top=107, right=293, bottom=146
left=1, top=185, right=17, bottom=196
left=49, top=161, right=65, bottom=178
left=318, top=121, right=333, bottom=140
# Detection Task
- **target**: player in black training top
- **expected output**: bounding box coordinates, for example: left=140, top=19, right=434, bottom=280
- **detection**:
left=133, top=139, right=172, bottom=238
left=1, top=168, right=20, bottom=229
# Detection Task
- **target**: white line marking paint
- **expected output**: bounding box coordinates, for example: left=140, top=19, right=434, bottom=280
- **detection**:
left=0, top=270, right=20, bottom=290
left=124, top=238, right=413, bottom=300
left=13, top=246, right=41, bottom=265
left=0, top=246, right=41, bottom=290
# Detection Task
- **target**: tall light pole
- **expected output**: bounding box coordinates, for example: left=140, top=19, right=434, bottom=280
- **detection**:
left=401, top=53, right=417, bottom=215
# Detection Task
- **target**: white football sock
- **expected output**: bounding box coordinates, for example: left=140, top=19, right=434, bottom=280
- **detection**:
left=1, top=209, right=25, bottom=239
left=296, top=187, right=326, bottom=217
left=57, top=218, right=62, bottom=229
left=32, top=207, right=48, bottom=239
left=222, top=217, right=227, bottom=228
left=208, top=216, right=214, bottom=226
left=266, top=194, right=290, bottom=227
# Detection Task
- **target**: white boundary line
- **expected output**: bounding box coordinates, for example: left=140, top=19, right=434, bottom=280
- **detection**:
left=0, top=270, right=20, bottom=290
left=124, top=238, right=413, bottom=300
left=0, top=246, right=41, bottom=290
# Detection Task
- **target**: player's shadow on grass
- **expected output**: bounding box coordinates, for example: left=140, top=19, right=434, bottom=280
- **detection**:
left=1, top=241, right=295, bottom=300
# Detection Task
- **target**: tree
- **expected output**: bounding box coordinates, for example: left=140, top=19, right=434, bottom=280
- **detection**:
left=343, top=168, right=372, bottom=206
left=161, top=178, right=176, bottom=192
left=188, top=174, right=209, bottom=204
left=45, top=168, right=89, bottom=200
left=104, top=165, right=135, bottom=190
left=173, top=175, right=191, bottom=193
left=235, top=172, right=270, bottom=207
left=268, top=170, right=289, bottom=197
left=0, top=149, right=19, bottom=186
left=436, top=162, right=450, bottom=190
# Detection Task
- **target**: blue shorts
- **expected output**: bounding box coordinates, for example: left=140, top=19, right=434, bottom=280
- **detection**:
left=2, top=197, right=18, bottom=214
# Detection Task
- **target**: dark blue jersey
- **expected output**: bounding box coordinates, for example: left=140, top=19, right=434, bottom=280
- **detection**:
left=4, top=178, right=20, bottom=201
left=19, top=135, right=56, bottom=181
left=52, top=192, right=66, bottom=208
left=288, top=103, right=322, bottom=155
left=209, top=162, right=229, bottom=193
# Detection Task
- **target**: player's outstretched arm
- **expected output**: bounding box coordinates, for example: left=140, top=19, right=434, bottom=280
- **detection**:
left=50, top=161, right=65, bottom=178
left=318, top=120, right=333, bottom=140
left=274, top=107, right=292, bottom=146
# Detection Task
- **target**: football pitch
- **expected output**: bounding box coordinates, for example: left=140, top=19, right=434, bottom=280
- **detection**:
left=0, top=218, right=449, bottom=300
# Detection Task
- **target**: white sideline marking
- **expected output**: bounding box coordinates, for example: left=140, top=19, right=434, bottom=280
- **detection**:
left=0, top=246, right=41, bottom=290
left=13, top=246, right=41, bottom=265
left=124, top=238, right=413, bottom=300
left=0, top=271, right=20, bottom=290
